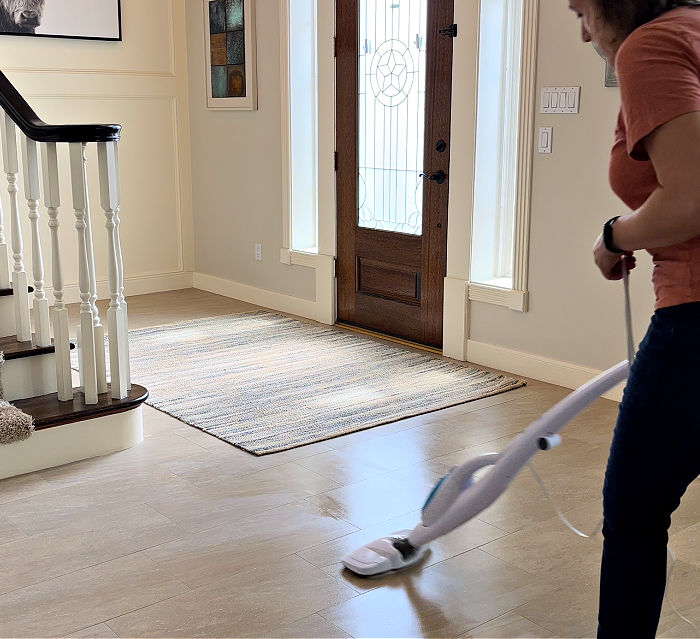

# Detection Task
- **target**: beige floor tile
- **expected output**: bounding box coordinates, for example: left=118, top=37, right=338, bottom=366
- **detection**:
left=105, top=554, right=357, bottom=638
left=65, top=623, right=119, bottom=638
left=264, top=614, right=352, bottom=638
left=480, top=501, right=604, bottom=588
left=670, top=479, right=700, bottom=536
left=0, top=503, right=187, bottom=596
left=144, top=500, right=357, bottom=589
left=0, top=553, right=190, bottom=638
left=318, top=549, right=554, bottom=638
left=306, top=461, right=446, bottom=529
left=459, top=611, right=557, bottom=638
left=0, top=466, right=191, bottom=536
left=670, top=521, right=700, bottom=569
left=299, top=507, right=507, bottom=592
left=141, top=405, right=183, bottom=437
left=515, top=580, right=600, bottom=638
left=162, top=440, right=334, bottom=485
left=0, top=472, right=56, bottom=505
left=145, top=462, right=340, bottom=533
left=36, top=433, right=207, bottom=490
left=0, top=516, right=27, bottom=546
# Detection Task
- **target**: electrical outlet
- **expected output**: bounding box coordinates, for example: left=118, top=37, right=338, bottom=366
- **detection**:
left=255, top=243, right=262, bottom=261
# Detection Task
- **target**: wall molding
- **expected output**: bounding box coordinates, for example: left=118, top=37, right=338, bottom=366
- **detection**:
left=467, top=339, right=625, bottom=402
left=468, top=283, right=528, bottom=312
left=58, top=271, right=194, bottom=306
left=193, top=272, right=318, bottom=320
left=4, top=68, right=177, bottom=78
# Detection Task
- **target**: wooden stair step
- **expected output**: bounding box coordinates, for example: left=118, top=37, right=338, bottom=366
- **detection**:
left=13, top=384, right=149, bottom=430
left=0, top=285, right=35, bottom=296
left=0, top=334, right=75, bottom=360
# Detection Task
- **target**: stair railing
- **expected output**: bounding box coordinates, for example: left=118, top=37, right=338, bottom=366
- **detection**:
left=0, top=69, right=130, bottom=405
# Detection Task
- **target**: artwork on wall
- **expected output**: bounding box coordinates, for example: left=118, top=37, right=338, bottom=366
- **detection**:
left=604, top=59, right=619, bottom=88
left=204, top=0, right=258, bottom=110
left=0, top=0, right=121, bottom=41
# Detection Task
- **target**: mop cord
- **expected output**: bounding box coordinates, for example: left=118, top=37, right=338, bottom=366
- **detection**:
left=527, top=257, right=697, bottom=632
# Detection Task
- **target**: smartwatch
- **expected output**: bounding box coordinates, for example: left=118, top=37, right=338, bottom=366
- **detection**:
left=603, top=216, right=624, bottom=254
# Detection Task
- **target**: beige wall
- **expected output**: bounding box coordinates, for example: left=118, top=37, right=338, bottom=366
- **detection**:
left=185, top=0, right=315, bottom=302
left=183, top=0, right=657, bottom=380
left=468, top=0, right=656, bottom=372
left=0, top=0, right=194, bottom=302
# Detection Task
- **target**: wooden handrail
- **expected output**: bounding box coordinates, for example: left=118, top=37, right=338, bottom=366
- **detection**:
left=0, top=70, right=121, bottom=143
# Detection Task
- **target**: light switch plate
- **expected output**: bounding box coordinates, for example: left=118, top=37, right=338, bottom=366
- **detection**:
left=541, top=87, right=580, bottom=114
left=538, top=127, right=553, bottom=154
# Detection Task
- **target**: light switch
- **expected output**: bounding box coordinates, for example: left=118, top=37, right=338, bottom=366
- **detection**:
left=540, top=87, right=580, bottom=113
left=538, top=127, right=553, bottom=154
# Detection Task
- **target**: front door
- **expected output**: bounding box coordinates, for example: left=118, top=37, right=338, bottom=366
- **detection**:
left=336, top=0, right=455, bottom=348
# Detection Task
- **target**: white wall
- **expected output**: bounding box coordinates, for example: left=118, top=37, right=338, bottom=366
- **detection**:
left=467, top=0, right=656, bottom=373
left=185, top=0, right=315, bottom=303
left=0, top=0, right=194, bottom=302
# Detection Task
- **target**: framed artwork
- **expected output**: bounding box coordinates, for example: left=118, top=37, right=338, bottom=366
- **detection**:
left=604, top=60, right=619, bottom=88
left=204, top=0, right=258, bottom=110
left=0, top=0, right=122, bottom=41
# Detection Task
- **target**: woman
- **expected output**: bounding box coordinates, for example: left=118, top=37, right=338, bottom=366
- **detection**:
left=567, top=1, right=700, bottom=637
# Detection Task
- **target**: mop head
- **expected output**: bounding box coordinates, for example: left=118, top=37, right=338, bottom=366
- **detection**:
left=342, top=530, right=429, bottom=577
left=0, top=353, right=35, bottom=444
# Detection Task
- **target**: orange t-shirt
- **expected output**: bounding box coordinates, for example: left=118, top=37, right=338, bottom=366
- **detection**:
left=609, top=7, right=700, bottom=309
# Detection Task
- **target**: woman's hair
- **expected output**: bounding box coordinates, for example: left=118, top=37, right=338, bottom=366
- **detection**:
left=594, top=0, right=700, bottom=38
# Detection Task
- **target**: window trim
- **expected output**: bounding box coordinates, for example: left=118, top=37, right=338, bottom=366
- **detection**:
left=468, top=0, right=539, bottom=311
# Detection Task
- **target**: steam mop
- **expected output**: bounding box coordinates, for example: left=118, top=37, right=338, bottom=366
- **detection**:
left=342, top=261, right=635, bottom=577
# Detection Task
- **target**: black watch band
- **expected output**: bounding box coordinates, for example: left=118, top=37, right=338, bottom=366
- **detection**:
left=603, top=216, right=624, bottom=253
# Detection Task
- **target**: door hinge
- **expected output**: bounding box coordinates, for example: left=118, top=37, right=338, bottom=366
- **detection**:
left=439, top=23, right=458, bottom=38
left=334, top=151, right=338, bottom=171
left=333, top=36, right=337, bottom=57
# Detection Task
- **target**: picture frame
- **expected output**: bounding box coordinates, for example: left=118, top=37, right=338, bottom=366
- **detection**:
left=203, top=0, right=258, bottom=111
left=0, top=0, right=122, bottom=42
left=604, top=59, right=619, bottom=88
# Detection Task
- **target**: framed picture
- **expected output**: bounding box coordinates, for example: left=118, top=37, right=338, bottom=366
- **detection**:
left=0, top=0, right=122, bottom=41
left=203, top=0, right=258, bottom=111
left=604, top=60, right=619, bottom=88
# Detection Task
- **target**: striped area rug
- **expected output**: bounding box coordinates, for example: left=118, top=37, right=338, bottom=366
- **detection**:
left=107, top=312, right=524, bottom=455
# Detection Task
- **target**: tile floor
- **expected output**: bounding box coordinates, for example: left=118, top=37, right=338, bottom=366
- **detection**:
left=0, top=289, right=697, bottom=638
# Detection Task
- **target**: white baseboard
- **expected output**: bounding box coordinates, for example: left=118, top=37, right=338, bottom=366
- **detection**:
left=0, top=406, right=143, bottom=480
left=59, top=271, right=194, bottom=306
left=467, top=339, right=626, bottom=402
left=193, top=272, right=318, bottom=319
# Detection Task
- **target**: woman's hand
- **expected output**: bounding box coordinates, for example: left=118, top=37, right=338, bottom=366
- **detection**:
left=593, top=233, right=636, bottom=280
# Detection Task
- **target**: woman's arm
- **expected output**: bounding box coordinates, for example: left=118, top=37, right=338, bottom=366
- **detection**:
left=612, top=111, right=700, bottom=250
left=594, top=110, right=700, bottom=280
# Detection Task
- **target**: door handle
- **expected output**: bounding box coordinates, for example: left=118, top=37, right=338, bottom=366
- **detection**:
left=419, top=170, right=447, bottom=185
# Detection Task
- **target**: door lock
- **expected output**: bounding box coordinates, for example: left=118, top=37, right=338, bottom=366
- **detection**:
left=420, top=170, right=447, bottom=185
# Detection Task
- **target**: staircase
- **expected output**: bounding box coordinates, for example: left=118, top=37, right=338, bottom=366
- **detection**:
left=0, top=70, right=147, bottom=480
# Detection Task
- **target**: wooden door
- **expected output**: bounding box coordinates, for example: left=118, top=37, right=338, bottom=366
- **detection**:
left=336, top=0, right=455, bottom=348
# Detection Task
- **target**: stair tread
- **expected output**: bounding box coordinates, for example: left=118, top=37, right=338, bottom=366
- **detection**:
left=13, top=384, right=149, bottom=430
left=0, top=285, right=35, bottom=297
left=0, top=335, right=75, bottom=359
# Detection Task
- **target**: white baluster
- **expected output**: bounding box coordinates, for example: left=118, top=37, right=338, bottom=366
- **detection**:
left=0, top=195, right=8, bottom=290
left=98, top=141, right=128, bottom=400
left=41, top=142, right=73, bottom=401
left=69, top=142, right=97, bottom=405
left=80, top=144, right=107, bottom=394
left=112, top=143, right=130, bottom=389
left=21, top=134, right=51, bottom=347
left=1, top=114, right=31, bottom=342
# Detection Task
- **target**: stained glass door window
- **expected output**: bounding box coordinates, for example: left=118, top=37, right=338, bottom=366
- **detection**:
left=358, top=0, right=428, bottom=235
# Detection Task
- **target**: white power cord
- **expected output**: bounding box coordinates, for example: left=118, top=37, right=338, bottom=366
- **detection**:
left=528, top=256, right=697, bottom=633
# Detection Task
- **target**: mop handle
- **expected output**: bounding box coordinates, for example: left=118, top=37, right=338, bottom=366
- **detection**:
left=622, top=255, right=635, bottom=367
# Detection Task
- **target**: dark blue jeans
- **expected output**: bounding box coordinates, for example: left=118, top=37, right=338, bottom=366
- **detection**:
left=598, top=302, right=700, bottom=638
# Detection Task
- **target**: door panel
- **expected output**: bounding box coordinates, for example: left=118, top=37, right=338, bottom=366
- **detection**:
left=336, top=0, right=454, bottom=348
